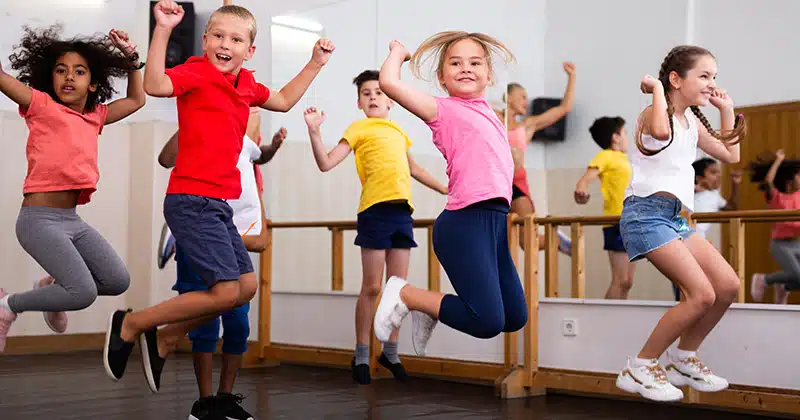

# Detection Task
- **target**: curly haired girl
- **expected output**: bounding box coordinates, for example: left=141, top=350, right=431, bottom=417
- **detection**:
left=0, top=25, right=145, bottom=351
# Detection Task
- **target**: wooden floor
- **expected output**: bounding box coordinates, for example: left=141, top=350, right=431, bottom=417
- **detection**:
left=0, top=351, right=779, bottom=420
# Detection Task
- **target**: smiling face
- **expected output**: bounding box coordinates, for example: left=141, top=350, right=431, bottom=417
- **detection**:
left=437, top=38, right=491, bottom=99
left=202, top=13, right=256, bottom=74
left=357, top=80, right=391, bottom=118
left=51, top=51, right=95, bottom=111
left=670, top=53, right=718, bottom=107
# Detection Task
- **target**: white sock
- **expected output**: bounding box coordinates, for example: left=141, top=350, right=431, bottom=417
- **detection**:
left=0, top=296, right=13, bottom=313
left=632, top=357, right=658, bottom=368
left=674, top=348, right=696, bottom=361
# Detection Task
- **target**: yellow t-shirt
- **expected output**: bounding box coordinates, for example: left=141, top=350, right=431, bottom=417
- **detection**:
left=342, top=118, right=414, bottom=214
left=587, top=149, right=631, bottom=216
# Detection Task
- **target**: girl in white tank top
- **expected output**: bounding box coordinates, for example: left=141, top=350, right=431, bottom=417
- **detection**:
left=614, top=45, right=746, bottom=403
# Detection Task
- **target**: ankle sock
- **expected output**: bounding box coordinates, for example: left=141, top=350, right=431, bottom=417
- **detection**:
left=0, top=296, right=14, bottom=313
left=383, top=342, right=400, bottom=364
left=674, top=348, right=696, bottom=361
left=354, top=344, right=369, bottom=366
left=632, top=357, right=657, bottom=368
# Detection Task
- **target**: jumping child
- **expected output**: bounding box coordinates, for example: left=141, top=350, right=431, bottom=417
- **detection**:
left=0, top=25, right=145, bottom=351
left=372, top=32, right=527, bottom=355
left=615, top=45, right=745, bottom=402
left=302, top=69, right=446, bottom=384
left=103, top=0, right=333, bottom=393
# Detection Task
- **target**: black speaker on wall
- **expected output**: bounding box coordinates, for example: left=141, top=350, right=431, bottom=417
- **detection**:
left=149, top=1, right=196, bottom=68
left=529, top=97, right=567, bottom=141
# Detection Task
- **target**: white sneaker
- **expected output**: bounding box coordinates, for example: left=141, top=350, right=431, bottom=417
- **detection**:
left=665, top=351, right=728, bottom=392
left=615, top=357, right=684, bottom=402
left=411, top=311, right=437, bottom=356
left=373, top=276, right=409, bottom=343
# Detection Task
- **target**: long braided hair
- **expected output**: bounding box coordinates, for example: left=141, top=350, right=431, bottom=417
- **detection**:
left=636, top=45, right=746, bottom=156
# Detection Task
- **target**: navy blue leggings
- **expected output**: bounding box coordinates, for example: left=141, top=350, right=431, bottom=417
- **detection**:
left=433, top=199, right=528, bottom=339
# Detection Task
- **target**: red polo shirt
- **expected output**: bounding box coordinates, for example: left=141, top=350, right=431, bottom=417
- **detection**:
left=165, top=55, right=270, bottom=199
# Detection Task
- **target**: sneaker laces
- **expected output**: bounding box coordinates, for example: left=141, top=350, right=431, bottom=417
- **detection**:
left=218, top=393, right=246, bottom=404
left=645, top=364, right=668, bottom=384
left=684, top=356, right=712, bottom=374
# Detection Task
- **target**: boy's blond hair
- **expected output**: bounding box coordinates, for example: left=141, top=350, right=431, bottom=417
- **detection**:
left=205, top=5, right=258, bottom=43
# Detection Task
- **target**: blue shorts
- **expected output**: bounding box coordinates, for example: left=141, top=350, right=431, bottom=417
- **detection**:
left=620, top=195, right=695, bottom=262
left=355, top=201, right=417, bottom=249
left=164, top=194, right=253, bottom=286
left=602, top=224, right=626, bottom=252
left=173, top=244, right=251, bottom=355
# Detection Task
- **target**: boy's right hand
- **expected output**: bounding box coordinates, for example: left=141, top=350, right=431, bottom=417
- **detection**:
left=154, top=0, right=185, bottom=29
left=389, top=40, right=411, bottom=62
left=574, top=187, right=590, bottom=204
left=304, top=107, right=326, bottom=130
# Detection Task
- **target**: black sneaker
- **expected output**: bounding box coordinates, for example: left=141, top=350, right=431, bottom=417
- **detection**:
left=188, top=396, right=225, bottom=420
left=216, top=392, right=254, bottom=420
left=138, top=327, right=166, bottom=393
left=104, top=309, right=135, bottom=381
left=351, top=357, right=371, bottom=385
left=378, top=353, right=408, bottom=381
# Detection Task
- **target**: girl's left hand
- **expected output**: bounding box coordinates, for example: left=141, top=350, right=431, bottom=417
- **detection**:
left=709, top=87, right=733, bottom=110
left=109, top=29, right=137, bottom=57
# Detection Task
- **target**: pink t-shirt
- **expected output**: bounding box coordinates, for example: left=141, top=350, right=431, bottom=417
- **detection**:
left=426, top=96, right=513, bottom=210
left=769, top=189, right=800, bottom=239
left=19, top=89, right=108, bottom=205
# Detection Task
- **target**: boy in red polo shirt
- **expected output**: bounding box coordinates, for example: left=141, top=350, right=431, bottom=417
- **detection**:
left=104, top=0, right=335, bottom=394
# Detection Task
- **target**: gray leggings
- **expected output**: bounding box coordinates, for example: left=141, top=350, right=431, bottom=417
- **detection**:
left=765, top=238, right=800, bottom=291
left=8, top=206, right=130, bottom=313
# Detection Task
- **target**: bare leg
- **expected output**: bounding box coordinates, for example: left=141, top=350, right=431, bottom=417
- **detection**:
left=356, top=249, right=388, bottom=346
left=676, top=235, right=739, bottom=351
left=636, top=237, right=716, bottom=359
left=218, top=354, right=243, bottom=394
left=605, top=251, right=634, bottom=299
left=193, top=353, right=215, bottom=398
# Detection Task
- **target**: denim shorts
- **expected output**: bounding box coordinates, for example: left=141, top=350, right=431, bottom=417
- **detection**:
left=619, top=195, right=695, bottom=262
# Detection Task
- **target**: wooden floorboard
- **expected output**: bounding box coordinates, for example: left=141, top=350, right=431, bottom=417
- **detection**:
left=0, top=351, right=782, bottom=419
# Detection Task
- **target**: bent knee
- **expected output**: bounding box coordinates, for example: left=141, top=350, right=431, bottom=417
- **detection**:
left=470, top=315, right=506, bottom=339
left=716, top=276, right=740, bottom=303
left=237, top=274, right=257, bottom=304
left=211, top=281, right=241, bottom=309
left=503, top=310, right=528, bottom=333
left=360, top=282, right=382, bottom=299
left=686, top=286, right=716, bottom=311
left=105, top=269, right=131, bottom=296
left=69, top=283, right=99, bottom=310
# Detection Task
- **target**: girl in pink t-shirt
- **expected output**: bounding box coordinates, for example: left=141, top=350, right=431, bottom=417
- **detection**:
left=0, top=25, right=145, bottom=351
left=373, top=31, right=527, bottom=354
left=750, top=149, right=800, bottom=304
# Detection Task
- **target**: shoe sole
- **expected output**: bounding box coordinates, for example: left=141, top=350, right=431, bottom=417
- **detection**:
left=103, top=311, right=120, bottom=381
left=616, top=373, right=683, bottom=402
left=33, top=279, right=66, bottom=334
left=138, top=332, right=159, bottom=393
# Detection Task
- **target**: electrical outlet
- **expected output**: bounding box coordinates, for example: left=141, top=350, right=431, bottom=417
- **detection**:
left=562, top=319, right=577, bottom=337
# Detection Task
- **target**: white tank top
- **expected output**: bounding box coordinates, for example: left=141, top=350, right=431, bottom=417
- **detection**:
left=625, top=108, right=699, bottom=211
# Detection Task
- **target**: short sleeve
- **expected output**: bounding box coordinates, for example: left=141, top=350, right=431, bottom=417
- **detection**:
left=715, top=191, right=727, bottom=209
left=93, top=104, right=109, bottom=135
left=244, top=139, right=262, bottom=162
left=165, top=61, right=208, bottom=97
left=342, top=121, right=362, bottom=149
left=425, top=96, right=452, bottom=132
left=250, top=83, right=271, bottom=107
left=18, top=88, right=50, bottom=118
left=588, top=151, right=609, bottom=172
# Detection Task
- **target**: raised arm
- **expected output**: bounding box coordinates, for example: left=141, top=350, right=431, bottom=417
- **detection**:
left=302, top=107, right=351, bottom=172
left=143, top=1, right=184, bottom=97
left=105, top=30, right=146, bottom=124
left=522, top=62, right=576, bottom=135
left=254, top=127, right=287, bottom=165
left=261, top=38, right=335, bottom=113
left=158, top=131, right=179, bottom=168
left=638, top=74, right=671, bottom=140
left=697, top=88, right=740, bottom=164
left=0, top=59, right=33, bottom=110
left=408, top=153, right=447, bottom=194
left=379, top=40, right=438, bottom=123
